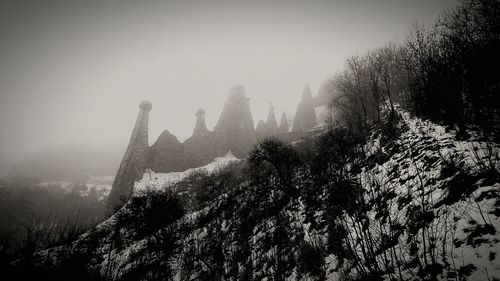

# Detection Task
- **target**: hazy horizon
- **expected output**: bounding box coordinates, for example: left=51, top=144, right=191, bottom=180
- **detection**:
left=0, top=0, right=458, bottom=175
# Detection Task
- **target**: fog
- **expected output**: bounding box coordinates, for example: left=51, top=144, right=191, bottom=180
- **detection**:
left=0, top=0, right=457, bottom=176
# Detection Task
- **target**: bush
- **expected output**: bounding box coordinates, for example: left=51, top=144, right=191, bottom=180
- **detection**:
left=298, top=237, right=326, bottom=278
left=248, top=138, right=301, bottom=190
left=170, top=162, right=247, bottom=210
left=192, top=162, right=246, bottom=208
left=115, top=189, right=184, bottom=238
left=310, top=127, right=363, bottom=183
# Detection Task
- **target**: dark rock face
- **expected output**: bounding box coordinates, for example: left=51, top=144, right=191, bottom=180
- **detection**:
left=278, top=112, right=289, bottom=134
left=147, top=130, right=186, bottom=173
left=183, top=110, right=218, bottom=169
left=182, top=108, right=220, bottom=167
left=106, top=101, right=151, bottom=213
left=292, top=84, right=317, bottom=132
left=213, top=85, right=256, bottom=157
left=183, top=133, right=218, bottom=168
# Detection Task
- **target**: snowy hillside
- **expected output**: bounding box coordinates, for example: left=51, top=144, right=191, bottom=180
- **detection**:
left=349, top=111, right=500, bottom=281
left=11, top=112, right=500, bottom=281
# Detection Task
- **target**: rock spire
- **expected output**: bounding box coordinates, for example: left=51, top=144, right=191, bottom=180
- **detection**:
left=107, top=101, right=151, bottom=213
left=266, top=104, right=279, bottom=133
left=192, top=108, right=209, bottom=137
left=214, top=85, right=255, bottom=157
left=292, top=83, right=317, bottom=132
left=279, top=112, right=289, bottom=134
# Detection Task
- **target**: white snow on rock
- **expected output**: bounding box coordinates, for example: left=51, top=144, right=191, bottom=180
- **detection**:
left=134, top=151, right=240, bottom=192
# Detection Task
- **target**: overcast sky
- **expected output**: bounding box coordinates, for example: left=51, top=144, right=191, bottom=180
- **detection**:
left=0, top=0, right=458, bottom=174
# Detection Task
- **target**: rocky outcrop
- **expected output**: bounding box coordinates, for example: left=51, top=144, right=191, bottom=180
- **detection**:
left=107, top=87, right=257, bottom=212
left=256, top=105, right=280, bottom=140
left=106, top=101, right=151, bottom=213
left=183, top=108, right=220, bottom=167
left=213, top=85, right=255, bottom=157
left=192, top=109, right=209, bottom=137
left=184, top=132, right=217, bottom=170
left=292, top=83, right=317, bottom=132
left=147, top=130, right=186, bottom=173
left=108, top=85, right=325, bottom=213
left=278, top=112, right=289, bottom=134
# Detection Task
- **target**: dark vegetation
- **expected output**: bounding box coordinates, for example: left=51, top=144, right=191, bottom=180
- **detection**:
left=248, top=137, right=301, bottom=190
left=114, top=189, right=184, bottom=239
left=171, top=161, right=247, bottom=210
left=328, top=0, right=500, bottom=140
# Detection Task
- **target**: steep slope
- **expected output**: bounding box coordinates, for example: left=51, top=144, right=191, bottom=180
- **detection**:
left=12, top=111, right=500, bottom=281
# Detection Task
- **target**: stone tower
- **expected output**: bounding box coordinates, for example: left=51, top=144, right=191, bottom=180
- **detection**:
left=192, top=108, right=209, bottom=137
left=106, top=101, right=151, bottom=213
left=279, top=112, right=289, bottom=134
left=214, top=85, right=255, bottom=157
left=266, top=104, right=279, bottom=134
left=292, top=83, right=317, bottom=132
left=183, top=108, right=218, bottom=168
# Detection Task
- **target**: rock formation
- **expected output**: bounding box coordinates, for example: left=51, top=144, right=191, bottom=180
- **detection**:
left=213, top=85, right=255, bottom=157
left=108, top=85, right=322, bottom=213
left=255, top=119, right=266, bottom=140
left=255, top=105, right=280, bottom=140
left=265, top=104, right=279, bottom=133
left=292, top=83, right=317, bottom=132
left=278, top=112, right=289, bottom=134
left=147, top=130, right=186, bottom=173
left=183, top=109, right=218, bottom=168
left=107, top=87, right=259, bottom=212
left=192, top=109, right=209, bottom=137
left=106, top=101, right=151, bottom=213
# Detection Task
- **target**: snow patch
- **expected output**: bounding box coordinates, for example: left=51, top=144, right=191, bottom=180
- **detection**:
left=134, top=151, right=240, bottom=192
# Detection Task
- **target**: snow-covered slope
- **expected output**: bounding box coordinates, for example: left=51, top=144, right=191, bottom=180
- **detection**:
left=134, top=151, right=239, bottom=192
left=349, top=111, right=500, bottom=281
left=13, top=112, right=500, bottom=281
